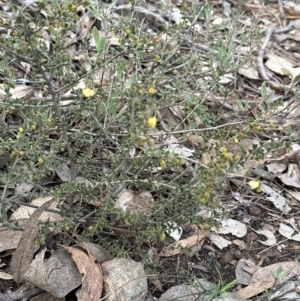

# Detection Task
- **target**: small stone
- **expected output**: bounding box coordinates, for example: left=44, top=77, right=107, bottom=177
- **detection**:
left=248, top=206, right=261, bottom=216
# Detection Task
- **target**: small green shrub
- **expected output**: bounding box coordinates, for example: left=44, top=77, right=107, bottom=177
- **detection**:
left=0, top=0, right=283, bottom=260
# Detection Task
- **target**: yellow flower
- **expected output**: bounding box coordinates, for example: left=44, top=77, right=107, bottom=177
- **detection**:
left=160, top=160, right=167, bottom=169
left=234, top=155, right=241, bottom=161
left=125, top=28, right=131, bottom=35
left=19, top=151, right=25, bottom=156
left=159, top=232, right=166, bottom=241
left=31, top=124, right=36, bottom=130
left=204, top=190, right=210, bottom=199
left=221, top=151, right=233, bottom=162
left=203, top=223, right=211, bottom=230
left=147, top=116, right=157, bottom=128
left=178, top=159, right=185, bottom=165
left=38, top=157, right=44, bottom=164
left=269, top=122, right=275, bottom=128
left=88, top=226, right=94, bottom=232
left=233, top=137, right=239, bottom=143
left=200, top=198, right=207, bottom=205
left=148, top=87, right=156, bottom=95
left=148, top=139, right=155, bottom=146
left=19, top=127, right=24, bottom=133
left=83, top=88, right=95, bottom=98
left=249, top=180, right=262, bottom=193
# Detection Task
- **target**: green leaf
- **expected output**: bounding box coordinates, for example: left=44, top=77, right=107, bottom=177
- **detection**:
left=92, top=27, right=106, bottom=55
left=213, top=24, right=226, bottom=30
left=281, top=68, right=291, bottom=77
left=117, top=61, right=129, bottom=81
left=292, top=73, right=300, bottom=85
left=89, top=6, right=103, bottom=20
left=116, top=103, right=127, bottom=119
left=260, top=81, right=267, bottom=98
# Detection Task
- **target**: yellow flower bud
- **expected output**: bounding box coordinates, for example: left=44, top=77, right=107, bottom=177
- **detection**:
left=159, top=232, right=166, bottom=241
left=160, top=160, right=167, bottom=169
left=38, top=157, right=44, bottom=164
left=200, top=198, right=207, bottom=205
left=148, top=139, right=155, bottom=146
left=148, top=87, right=156, bottom=95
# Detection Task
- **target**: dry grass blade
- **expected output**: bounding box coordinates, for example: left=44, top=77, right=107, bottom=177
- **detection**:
left=10, top=199, right=54, bottom=285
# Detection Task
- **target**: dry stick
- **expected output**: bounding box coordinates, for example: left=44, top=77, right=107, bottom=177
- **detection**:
left=278, top=0, right=286, bottom=27
left=146, top=120, right=245, bottom=136
left=257, top=24, right=294, bottom=93
left=0, top=159, right=19, bottom=216
left=107, top=4, right=169, bottom=27
left=56, top=50, right=128, bottom=94
left=0, top=44, right=34, bottom=64
left=258, top=238, right=289, bottom=255
left=257, top=26, right=275, bottom=82
left=21, top=17, right=77, bottom=179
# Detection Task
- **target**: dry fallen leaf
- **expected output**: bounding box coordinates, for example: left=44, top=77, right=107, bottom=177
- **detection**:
left=279, top=223, right=300, bottom=241
left=10, top=198, right=53, bottom=285
left=65, top=246, right=103, bottom=301
left=159, top=230, right=209, bottom=257
left=10, top=196, right=63, bottom=222
left=212, top=218, right=247, bottom=238
left=24, top=248, right=82, bottom=298
left=0, top=272, right=13, bottom=280
left=236, top=261, right=300, bottom=299
left=254, top=229, right=277, bottom=246
left=0, top=230, right=23, bottom=252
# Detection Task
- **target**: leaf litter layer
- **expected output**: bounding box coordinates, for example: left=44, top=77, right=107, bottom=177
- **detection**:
left=1, top=0, right=300, bottom=300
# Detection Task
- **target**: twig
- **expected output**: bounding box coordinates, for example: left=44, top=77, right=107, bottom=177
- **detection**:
left=146, top=120, right=245, bottom=136
left=108, top=4, right=169, bottom=28
left=277, top=0, right=286, bottom=27
left=257, top=24, right=295, bottom=92
left=0, top=44, right=34, bottom=64
left=22, top=16, right=76, bottom=180
left=257, top=26, right=275, bottom=82
left=258, top=238, right=289, bottom=255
